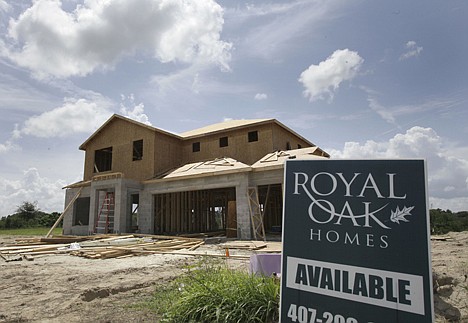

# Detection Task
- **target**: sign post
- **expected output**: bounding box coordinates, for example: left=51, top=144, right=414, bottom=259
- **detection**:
left=280, top=159, right=434, bottom=322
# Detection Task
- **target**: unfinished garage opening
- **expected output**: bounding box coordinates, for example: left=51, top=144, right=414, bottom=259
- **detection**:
left=258, top=184, right=283, bottom=233
left=154, top=187, right=236, bottom=235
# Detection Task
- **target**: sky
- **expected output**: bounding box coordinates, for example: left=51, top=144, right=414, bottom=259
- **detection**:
left=0, top=0, right=467, bottom=217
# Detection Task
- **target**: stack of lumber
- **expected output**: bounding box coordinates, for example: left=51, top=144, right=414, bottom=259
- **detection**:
left=0, top=234, right=204, bottom=261
left=219, top=240, right=282, bottom=253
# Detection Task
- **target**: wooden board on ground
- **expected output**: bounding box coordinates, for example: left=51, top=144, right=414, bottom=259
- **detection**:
left=0, top=234, right=205, bottom=260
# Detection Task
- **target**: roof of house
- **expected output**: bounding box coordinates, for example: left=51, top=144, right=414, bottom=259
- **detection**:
left=179, top=118, right=315, bottom=146
left=146, top=157, right=251, bottom=182
left=79, top=114, right=318, bottom=150
left=64, top=147, right=330, bottom=188
left=143, top=147, right=329, bottom=183
left=79, top=114, right=181, bottom=150
left=251, top=147, right=329, bottom=171
left=179, top=119, right=272, bottom=138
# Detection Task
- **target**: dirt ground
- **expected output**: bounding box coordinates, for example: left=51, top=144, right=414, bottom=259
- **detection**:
left=1, top=232, right=467, bottom=323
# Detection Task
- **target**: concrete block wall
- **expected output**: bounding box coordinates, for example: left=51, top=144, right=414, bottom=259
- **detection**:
left=64, top=170, right=283, bottom=239
left=138, top=189, right=153, bottom=234
left=63, top=186, right=91, bottom=235
left=235, top=174, right=252, bottom=240
left=62, top=187, right=79, bottom=235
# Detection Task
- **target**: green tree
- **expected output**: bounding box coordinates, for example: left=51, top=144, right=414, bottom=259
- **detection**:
left=16, top=201, right=41, bottom=220
left=0, top=201, right=61, bottom=229
left=38, top=212, right=62, bottom=227
left=430, top=209, right=468, bottom=234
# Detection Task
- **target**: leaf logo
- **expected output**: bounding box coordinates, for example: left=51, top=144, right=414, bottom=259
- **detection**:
left=390, top=206, right=414, bottom=224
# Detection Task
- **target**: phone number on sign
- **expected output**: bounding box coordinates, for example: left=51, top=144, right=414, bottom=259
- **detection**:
left=287, top=304, right=358, bottom=323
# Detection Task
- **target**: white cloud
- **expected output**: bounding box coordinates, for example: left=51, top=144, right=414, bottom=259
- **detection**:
left=0, top=139, right=18, bottom=153
left=10, top=93, right=153, bottom=140
left=254, top=93, right=268, bottom=100
left=299, top=49, right=364, bottom=102
left=119, top=94, right=151, bottom=126
left=399, top=40, right=423, bottom=61
left=0, top=92, right=154, bottom=153
left=327, top=126, right=468, bottom=211
left=0, top=168, right=66, bottom=217
left=2, top=0, right=231, bottom=79
left=366, top=96, right=396, bottom=125
left=230, top=1, right=347, bottom=60
left=0, top=0, right=10, bottom=12
left=15, top=97, right=113, bottom=138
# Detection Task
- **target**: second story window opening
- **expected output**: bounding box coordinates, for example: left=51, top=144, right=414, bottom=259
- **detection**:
left=219, top=136, right=228, bottom=148
left=192, top=142, right=200, bottom=152
left=94, top=147, right=113, bottom=172
left=133, top=139, right=143, bottom=161
left=248, top=131, right=258, bottom=142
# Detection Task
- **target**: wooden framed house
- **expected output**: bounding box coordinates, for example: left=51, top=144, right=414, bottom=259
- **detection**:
left=63, top=114, right=329, bottom=239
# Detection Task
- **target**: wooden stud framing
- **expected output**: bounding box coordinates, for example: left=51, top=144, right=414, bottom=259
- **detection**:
left=153, top=187, right=234, bottom=235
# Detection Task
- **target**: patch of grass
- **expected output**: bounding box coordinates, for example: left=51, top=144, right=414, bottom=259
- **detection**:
left=145, top=258, right=280, bottom=323
left=0, top=227, right=62, bottom=236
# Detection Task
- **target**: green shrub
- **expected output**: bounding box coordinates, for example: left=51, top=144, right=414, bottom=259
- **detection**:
left=430, top=209, right=468, bottom=234
left=149, top=258, right=280, bottom=323
left=0, top=201, right=61, bottom=230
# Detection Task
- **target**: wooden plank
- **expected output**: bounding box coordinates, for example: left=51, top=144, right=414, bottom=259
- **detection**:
left=154, top=194, right=158, bottom=233
left=165, top=193, right=170, bottom=232
left=176, top=191, right=181, bottom=233
left=227, top=200, right=237, bottom=238
left=46, top=187, right=83, bottom=237
left=40, top=237, right=90, bottom=244
left=183, top=191, right=187, bottom=232
left=201, top=190, right=205, bottom=232
left=131, top=233, right=202, bottom=242
left=188, top=190, right=193, bottom=232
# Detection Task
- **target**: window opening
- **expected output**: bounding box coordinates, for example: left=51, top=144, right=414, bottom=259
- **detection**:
left=192, top=142, right=200, bottom=152
left=248, top=131, right=258, bottom=142
left=73, top=197, right=90, bottom=225
left=286, top=142, right=291, bottom=150
left=219, top=136, right=228, bottom=147
left=297, top=144, right=302, bottom=149
left=133, top=139, right=143, bottom=161
left=94, top=147, right=112, bottom=172
left=131, top=194, right=139, bottom=231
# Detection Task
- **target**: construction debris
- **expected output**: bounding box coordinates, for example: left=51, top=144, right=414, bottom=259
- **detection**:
left=0, top=234, right=204, bottom=261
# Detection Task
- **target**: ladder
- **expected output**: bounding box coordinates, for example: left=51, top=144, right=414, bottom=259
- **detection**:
left=248, top=187, right=266, bottom=241
left=95, top=192, right=115, bottom=234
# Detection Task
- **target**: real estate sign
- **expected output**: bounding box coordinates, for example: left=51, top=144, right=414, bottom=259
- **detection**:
left=280, top=159, right=434, bottom=323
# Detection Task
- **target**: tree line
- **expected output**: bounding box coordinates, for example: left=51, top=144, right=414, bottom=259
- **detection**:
left=1, top=201, right=468, bottom=234
left=0, top=201, right=61, bottom=230
left=430, top=208, right=468, bottom=234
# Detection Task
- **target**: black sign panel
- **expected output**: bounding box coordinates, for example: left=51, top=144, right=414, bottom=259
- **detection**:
left=280, top=160, right=433, bottom=323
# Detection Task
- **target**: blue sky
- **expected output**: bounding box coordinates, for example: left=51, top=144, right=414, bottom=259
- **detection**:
left=0, top=0, right=467, bottom=217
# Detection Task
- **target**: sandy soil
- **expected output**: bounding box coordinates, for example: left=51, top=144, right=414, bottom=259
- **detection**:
left=431, top=231, right=468, bottom=322
left=1, top=233, right=467, bottom=323
left=0, top=239, right=252, bottom=323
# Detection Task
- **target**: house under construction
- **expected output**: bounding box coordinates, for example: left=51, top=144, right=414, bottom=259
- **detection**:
left=63, top=115, right=329, bottom=240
